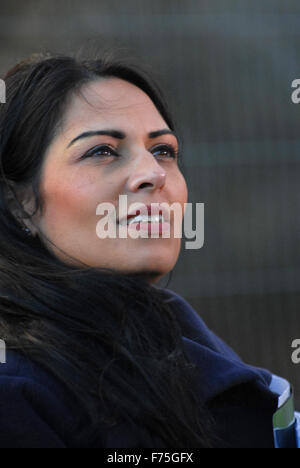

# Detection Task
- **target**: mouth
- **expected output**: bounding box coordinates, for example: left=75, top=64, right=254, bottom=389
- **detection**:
left=117, top=204, right=171, bottom=235
left=119, top=213, right=164, bottom=226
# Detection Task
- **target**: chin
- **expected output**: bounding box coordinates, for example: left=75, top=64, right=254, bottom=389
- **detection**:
left=128, top=256, right=176, bottom=279
left=126, top=270, right=167, bottom=285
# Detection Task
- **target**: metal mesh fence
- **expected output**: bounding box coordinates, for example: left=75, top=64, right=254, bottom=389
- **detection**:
left=0, top=0, right=300, bottom=405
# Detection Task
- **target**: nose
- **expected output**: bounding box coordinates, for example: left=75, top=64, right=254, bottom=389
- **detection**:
left=126, top=154, right=167, bottom=193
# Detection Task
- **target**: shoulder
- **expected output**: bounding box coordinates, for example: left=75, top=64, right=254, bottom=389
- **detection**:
left=162, top=287, right=274, bottom=388
left=0, top=350, right=82, bottom=447
left=161, top=288, right=280, bottom=447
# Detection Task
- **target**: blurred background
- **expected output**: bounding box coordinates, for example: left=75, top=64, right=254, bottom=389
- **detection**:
left=0, top=0, right=300, bottom=406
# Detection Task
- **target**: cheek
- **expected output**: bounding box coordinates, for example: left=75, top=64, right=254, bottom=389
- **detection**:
left=175, top=171, right=188, bottom=207
left=39, top=170, right=112, bottom=232
left=46, top=181, right=87, bottom=214
left=182, top=179, right=188, bottom=204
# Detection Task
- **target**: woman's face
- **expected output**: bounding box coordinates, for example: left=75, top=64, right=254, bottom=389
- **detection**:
left=32, top=77, right=188, bottom=283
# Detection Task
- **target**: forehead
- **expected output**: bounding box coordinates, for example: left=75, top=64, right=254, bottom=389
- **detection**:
left=60, top=77, right=167, bottom=135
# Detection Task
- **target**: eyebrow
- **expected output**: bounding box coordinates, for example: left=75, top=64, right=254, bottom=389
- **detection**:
left=66, top=128, right=177, bottom=149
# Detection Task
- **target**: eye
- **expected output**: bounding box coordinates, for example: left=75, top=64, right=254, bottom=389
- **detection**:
left=80, top=145, right=118, bottom=159
left=80, top=143, right=179, bottom=160
left=151, top=144, right=178, bottom=159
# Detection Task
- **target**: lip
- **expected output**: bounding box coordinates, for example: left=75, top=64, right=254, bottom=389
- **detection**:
left=117, top=203, right=171, bottom=225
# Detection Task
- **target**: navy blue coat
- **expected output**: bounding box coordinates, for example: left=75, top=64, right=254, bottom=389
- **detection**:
left=0, top=288, right=279, bottom=448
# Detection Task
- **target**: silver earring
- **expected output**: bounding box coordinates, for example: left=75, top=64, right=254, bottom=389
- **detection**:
left=21, top=226, right=33, bottom=236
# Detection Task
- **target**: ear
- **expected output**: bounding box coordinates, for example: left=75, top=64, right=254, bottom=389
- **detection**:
left=3, top=180, right=39, bottom=236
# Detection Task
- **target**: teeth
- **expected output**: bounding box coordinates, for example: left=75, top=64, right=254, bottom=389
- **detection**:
left=128, top=214, right=162, bottom=225
left=120, top=214, right=163, bottom=226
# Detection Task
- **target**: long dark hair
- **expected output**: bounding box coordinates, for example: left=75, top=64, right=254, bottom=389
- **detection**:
left=0, top=50, right=215, bottom=448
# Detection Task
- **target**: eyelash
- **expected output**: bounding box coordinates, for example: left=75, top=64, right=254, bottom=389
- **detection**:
left=80, top=144, right=179, bottom=160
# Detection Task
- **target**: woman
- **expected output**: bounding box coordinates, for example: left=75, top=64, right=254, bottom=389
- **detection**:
left=0, top=50, right=282, bottom=448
